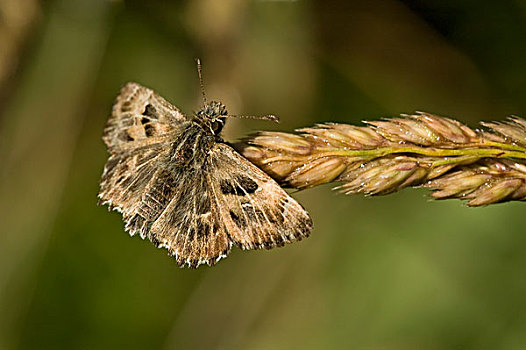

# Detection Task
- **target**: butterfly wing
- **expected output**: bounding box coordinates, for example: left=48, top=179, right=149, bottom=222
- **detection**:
left=142, top=166, right=232, bottom=268
left=99, top=82, right=187, bottom=215
left=207, top=143, right=313, bottom=250
left=103, top=82, right=186, bottom=152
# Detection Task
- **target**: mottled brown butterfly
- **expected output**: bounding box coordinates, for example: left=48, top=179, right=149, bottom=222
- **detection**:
left=98, top=61, right=312, bottom=268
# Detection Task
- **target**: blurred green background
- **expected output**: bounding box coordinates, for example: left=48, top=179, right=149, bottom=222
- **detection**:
left=1, top=0, right=526, bottom=349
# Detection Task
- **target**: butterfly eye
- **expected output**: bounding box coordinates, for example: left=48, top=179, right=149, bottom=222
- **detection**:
left=211, top=118, right=224, bottom=135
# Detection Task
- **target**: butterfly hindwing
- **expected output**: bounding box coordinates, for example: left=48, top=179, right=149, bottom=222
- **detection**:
left=145, top=166, right=231, bottom=267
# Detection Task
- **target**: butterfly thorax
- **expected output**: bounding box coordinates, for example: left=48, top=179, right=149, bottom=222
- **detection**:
left=169, top=101, right=228, bottom=168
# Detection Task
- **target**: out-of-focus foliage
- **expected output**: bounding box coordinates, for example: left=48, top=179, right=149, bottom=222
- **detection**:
left=0, top=0, right=525, bottom=349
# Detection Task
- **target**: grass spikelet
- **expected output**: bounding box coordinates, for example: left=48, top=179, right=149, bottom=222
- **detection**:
left=235, top=112, right=526, bottom=206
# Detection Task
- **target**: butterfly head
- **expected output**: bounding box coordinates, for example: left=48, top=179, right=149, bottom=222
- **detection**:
left=193, top=59, right=279, bottom=136
left=196, top=101, right=228, bottom=135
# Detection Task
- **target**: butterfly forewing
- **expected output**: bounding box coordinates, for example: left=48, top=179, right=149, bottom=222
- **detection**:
left=99, top=82, right=312, bottom=268
left=103, top=82, right=185, bottom=152
left=207, top=144, right=312, bottom=250
left=99, top=82, right=188, bottom=217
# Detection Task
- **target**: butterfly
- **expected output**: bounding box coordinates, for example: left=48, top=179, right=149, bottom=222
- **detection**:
left=98, top=61, right=312, bottom=268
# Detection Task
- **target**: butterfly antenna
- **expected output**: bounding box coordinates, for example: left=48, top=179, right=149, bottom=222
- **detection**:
left=196, top=58, right=207, bottom=105
left=228, top=114, right=280, bottom=123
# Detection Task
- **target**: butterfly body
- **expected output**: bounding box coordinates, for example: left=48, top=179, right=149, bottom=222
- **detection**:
left=99, top=82, right=312, bottom=268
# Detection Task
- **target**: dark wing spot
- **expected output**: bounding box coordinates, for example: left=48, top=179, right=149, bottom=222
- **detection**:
left=220, top=175, right=259, bottom=195
left=237, top=175, right=258, bottom=193
left=118, top=131, right=134, bottom=142
left=121, top=101, right=132, bottom=112
left=142, top=104, right=158, bottom=119
left=144, top=123, right=155, bottom=137
left=230, top=210, right=247, bottom=228
left=220, top=181, right=235, bottom=195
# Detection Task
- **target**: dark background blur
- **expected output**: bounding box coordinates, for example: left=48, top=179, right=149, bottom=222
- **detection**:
left=1, top=0, right=525, bottom=349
